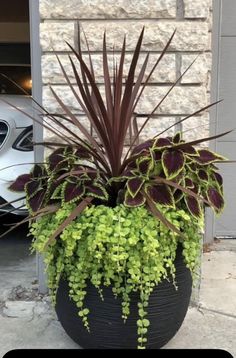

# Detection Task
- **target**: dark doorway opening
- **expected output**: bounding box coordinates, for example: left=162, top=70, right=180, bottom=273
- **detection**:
left=0, top=0, right=31, bottom=95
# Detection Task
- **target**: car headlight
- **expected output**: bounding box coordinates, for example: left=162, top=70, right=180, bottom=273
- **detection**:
left=12, top=125, right=33, bottom=151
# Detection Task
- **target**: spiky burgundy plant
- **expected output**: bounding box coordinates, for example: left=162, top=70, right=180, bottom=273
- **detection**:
left=2, top=28, right=231, bottom=244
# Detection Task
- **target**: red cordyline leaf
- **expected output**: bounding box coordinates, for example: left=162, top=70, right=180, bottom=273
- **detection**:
left=162, top=149, right=185, bottom=179
left=8, top=174, right=31, bottom=192
left=126, top=53, right=199, bottom=161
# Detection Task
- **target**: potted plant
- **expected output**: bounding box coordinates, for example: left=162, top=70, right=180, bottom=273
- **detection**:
left=1, top=29, right=230, bottom=349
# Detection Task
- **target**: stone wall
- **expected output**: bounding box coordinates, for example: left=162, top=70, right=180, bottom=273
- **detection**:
left=39, top=0, right=212, bottom=143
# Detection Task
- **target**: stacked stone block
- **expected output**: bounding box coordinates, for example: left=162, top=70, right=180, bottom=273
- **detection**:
left=39, top=0, right=212, bottom=143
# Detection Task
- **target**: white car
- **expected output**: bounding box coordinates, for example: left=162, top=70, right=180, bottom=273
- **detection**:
left=0, top=66, right=33, bottom=215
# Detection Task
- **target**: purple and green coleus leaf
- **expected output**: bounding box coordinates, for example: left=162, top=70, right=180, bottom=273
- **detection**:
left=8, top=174, right=31, bottom=192
left=47, top=148, right=65, bottom=172
left=63, top=181, right=85, bottom=203
left=137, top=152, right=154, bottom=176
left=124, top=190, right=146, bottom=207
left=185, top=177, right=194, bottom=188
left=25, top=179, right=44, bottom=199
left=153, top=137, right=172, bottom=149
left=172, top=131, right=182, bottom=144
left=184, top=195, right=202, bottom=219
left=174, top=189, right=184, bottom=203
left=211, top=171, right=223, bottom=188
left=207, top=187, right=224, bottom=213
left=27, top=189, right=46, bottom=213
left=197, top=169, right=209, bottom=182
left=31, top=164, right=48, bottom=179
left=127, top=177, right=145, bottom=198
left=86, top=183, right=108, bottom=200
left=74, top=144, right=93, bottom=160
left=131, top=139, right=154, bottom=156
left=162, top=149, right=185, bottom=180
left=194, top=149, right=227, bottom=165
left=180, top=145, right=198, bottom=156
left=145, top=183, right=175, bottom=208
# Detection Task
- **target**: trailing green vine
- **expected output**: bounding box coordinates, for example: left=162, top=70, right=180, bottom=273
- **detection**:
left=30, top=204, right=203, bottom=349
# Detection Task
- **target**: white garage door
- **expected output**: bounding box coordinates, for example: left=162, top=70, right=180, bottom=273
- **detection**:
left=213, top=0, right=236, bottom=237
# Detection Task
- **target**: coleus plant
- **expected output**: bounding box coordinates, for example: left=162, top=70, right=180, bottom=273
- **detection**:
left=1, top=28, right=230, bottom=245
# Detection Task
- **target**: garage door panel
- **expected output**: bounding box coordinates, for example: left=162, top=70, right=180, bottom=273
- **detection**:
left=215, top=142, right=236, bottom=237
left=218, top=38, right=236, bottom=141
left=221, top=0, right=236, bottom=36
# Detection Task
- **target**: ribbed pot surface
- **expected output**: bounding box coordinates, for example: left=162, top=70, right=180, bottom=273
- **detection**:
left=55, top=245, right=192, bottom=349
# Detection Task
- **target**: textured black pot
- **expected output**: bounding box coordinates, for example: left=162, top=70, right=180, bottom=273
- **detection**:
left=55, top=245, right=192, bottom=349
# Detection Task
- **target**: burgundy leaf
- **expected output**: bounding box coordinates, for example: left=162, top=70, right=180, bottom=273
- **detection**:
left=207, top=187, right=224, bottom=213
left=174, top=189, right=184, bottom=203
left=185, top=178, right=194, bottom=188
left=184, top=196, right=202, bottom=218
left=28, top=189, right=46, bottom=213
left=127, top=177, right=145, bottom=198
left=138, top=158, right=152, bottom=175
left=187, top=163, right=198, bottom=173
left=146, top=184, right=174, bottom=207
left=173, top=132, right=181, bottom=144
left=131, top=140, right=154, bottom=155
left=212, top=172, right=223, bottom=187
left=198, top=169, right=208, bottom=182
left=63, top=145, right=74, bottom=156
left=8, top=174, right=31, bottom=192
left=124, top=191, right=145, bottom=207
left=64, top=183, right=85, bottom=203
left=48, top=148, right=65, bottom=171
left=191, top=183, right=199, bottom=194
left=181, top=145, right=198, bottom=156
left=122, top=168, right=136, bottom=178
left=86, top=184, right=108, bottom=200
left=153, top=151, right=162, bottom=161
left=154, top=137, right=172, bottom=149
left=25, top=180, right=42, bottom=198
left=75, top=145, right=92, bottom=159
left=32, top=164, right=47, bottom=178
left=194, top=149, right=226, bottom=165
left=162, top=149, right=185, bottom=179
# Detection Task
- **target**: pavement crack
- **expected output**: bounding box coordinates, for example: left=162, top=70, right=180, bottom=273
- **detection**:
left=199, top=305, right=236, bottom=319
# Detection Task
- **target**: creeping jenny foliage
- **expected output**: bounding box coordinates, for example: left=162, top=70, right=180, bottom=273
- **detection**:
left=30, top=204, right=203, bottom=349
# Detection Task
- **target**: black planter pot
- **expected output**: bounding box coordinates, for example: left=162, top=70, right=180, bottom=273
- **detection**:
left=55, top=245, right=192, bottom=349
